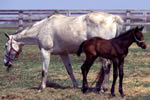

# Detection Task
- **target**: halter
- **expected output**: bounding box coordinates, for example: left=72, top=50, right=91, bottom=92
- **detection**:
left=134, top=33, right=145, bottom=44
left=5, top=36, right=21, bottom=61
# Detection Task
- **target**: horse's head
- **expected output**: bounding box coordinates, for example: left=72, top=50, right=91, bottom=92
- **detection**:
left=134, top=26, right=147, bottom=49
left=4, top=32, right=22, bottom=71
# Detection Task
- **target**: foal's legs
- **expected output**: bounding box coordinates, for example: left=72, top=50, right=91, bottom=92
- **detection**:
left=60, top=54, right=78, bottom=88
left=118, top=59, right=125, bottom=97
left=96, top=65, right=104, bottom=92
left=81, top=55, right=97, bottom=93
left=111, top=60, right=119, bottom=96
left=39, top=48, right=50, bottom=92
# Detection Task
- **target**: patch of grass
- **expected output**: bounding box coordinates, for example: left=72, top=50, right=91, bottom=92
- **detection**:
left=0, top=28, right=150, bottom=100
left=127, top=95, right=150, bottom=100
left=54, top=98, right=65, bottom=100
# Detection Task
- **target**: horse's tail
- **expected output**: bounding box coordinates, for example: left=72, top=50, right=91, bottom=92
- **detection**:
left=77, top=41, right=85, bottom=56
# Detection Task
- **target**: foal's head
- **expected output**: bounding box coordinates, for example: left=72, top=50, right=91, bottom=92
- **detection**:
left=133, top=26, right=147, bottom=49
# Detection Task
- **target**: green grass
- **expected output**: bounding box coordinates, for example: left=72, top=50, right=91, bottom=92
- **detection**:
left=0, top=28, right=150, bottom=100
left=127, top=96, right=150, bottom=100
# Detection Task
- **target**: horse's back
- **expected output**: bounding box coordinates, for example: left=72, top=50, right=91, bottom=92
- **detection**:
left=85, top=12, right=124, bottom=39
left=46, top=14, right=87, bottom=54
left=38, top=12, right=124, bottom=54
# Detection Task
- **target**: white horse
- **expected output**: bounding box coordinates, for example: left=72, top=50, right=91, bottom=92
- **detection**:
left=4, top=12, right=124, bottom=92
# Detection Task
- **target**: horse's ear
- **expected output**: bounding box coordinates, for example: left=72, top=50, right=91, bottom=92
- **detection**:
left=139, top=26, right=144, bottom=31
left=134, top=26, right=139, bottom=31
left=135, top=26, right=139, bottom=29
left=4, top=32, right=10, bottom=40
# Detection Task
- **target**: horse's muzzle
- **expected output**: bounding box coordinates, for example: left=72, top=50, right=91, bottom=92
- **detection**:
left=4, top=61, right=9, bottom=66
left=4, top=61, right=12, bottom=72
left=141, top=42, right=147, bottom=49
left=6, top=65, right=12, bottom=72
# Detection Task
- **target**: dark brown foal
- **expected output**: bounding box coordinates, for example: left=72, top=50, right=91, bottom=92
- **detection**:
left=77, top=26, right=146, bottom=97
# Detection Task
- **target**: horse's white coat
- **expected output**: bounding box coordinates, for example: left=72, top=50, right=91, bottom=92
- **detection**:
left=4, top=12, right=124, bottom=89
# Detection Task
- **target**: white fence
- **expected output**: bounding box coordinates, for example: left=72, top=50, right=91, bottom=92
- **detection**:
left=0, top=9, right=150, bottom=31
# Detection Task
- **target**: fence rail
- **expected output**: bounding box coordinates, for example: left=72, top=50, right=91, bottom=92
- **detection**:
left=0, top=9, right=150, bottom=31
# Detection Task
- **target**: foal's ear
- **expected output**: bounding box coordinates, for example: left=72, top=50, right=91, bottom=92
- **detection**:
left=4, top=32, right=10, bottom=40
left=139, top=26, right=144, bottom=31
left=135, top=26, right=139, bottom=31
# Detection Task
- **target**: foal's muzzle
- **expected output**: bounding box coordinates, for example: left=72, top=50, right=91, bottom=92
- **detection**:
left=139, top=42, right=147, bottom=49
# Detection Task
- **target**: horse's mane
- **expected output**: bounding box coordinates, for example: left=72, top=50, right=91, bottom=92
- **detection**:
left=114, top=28, right=135, bottom=39
left=14, top=28, right=25, bottom=34
left=14, top=24, right=34, bottom=35
left=14, top=17, right=48, bottom=34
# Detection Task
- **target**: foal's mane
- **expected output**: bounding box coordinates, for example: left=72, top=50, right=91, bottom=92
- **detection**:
left=114, top=28, right=135, bottom=40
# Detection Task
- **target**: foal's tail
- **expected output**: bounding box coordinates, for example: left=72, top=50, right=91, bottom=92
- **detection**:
left=77, top=41, right=85, bottom=56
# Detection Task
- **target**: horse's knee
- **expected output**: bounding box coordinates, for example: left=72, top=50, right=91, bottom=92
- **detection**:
left=113, top=72, right=118, bottom=78
left=66, top=63, right=73, bottom=75
left=119, top=71, right=124, bottom=77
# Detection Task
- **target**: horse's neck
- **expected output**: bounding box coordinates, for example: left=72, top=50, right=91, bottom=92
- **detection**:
left=114, top=31, right=135, bottom=49
left=12, top=30, right=38, bottom=45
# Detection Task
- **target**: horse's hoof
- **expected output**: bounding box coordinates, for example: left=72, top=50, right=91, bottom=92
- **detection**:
left=111, top=93, right=116, bottom=97
left=103, top=88, right=108, bottom=92
left=102, top=86, right=109, bottom=92
left=120, top=93, right=125, bottom=97
left=119, top=90, right=125, bottom=97
left=96, top=88, right=104, bottom=94
left=100, top=89, right=105, bottom=93
left=38, top=87, right=44, bottom=92
left=38, top=89, right=42, bottom=92
left=82, top=87, right=88, bottom=93
left=96, top=89, right=104, bottom=94
left=38, top=86, right=45, bottom=92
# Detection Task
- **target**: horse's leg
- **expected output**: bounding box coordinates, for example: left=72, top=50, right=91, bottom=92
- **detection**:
left=81, top=55, right=97, bottom=93
left=96, top=58, right=111, bottom=92
left=39, top=48, right=50, bottom=92
left=118, top=58, right=125, bottom=97
left=103, top=61, right=111, bottom=91
left=111, top=59, right=119, bottom=97
left=60, top=54, right=78, bottom=88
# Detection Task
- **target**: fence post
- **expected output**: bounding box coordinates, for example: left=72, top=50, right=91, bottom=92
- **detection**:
left=67, top=10, right=71, bottom=16
left=126, top=10, right=131, bottom=31
left=28, top=12, right=32, bottom=25
left=18, top=10, right=24, bottom=30
left=143, top=11, right=147, bottom=33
